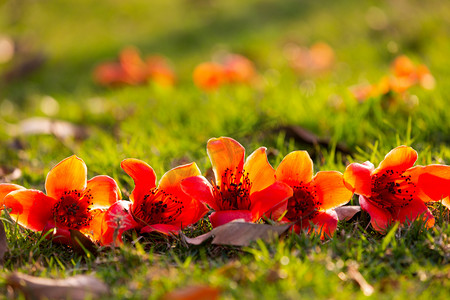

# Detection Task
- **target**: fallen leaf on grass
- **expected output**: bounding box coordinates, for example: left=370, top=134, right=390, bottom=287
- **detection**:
left=2, top=53, right=46, bottom=82
left=6, top=273, right=109, bottom=300
left=70, top=230, right=97, bottom=257
left=161, top=285, right=221, bottom=300
left=6, top=117, right=89, bottom=140
left=0, top=220, right=7, bottom=266
left=273, top=125, right=352, bottom=156
left=0, top=166, right=22, bottom=183
left=347, top=263, right=374, bottom=296
left=183, top=222, right=291, bottom=246
left=335, top=206, right=361, bottom=221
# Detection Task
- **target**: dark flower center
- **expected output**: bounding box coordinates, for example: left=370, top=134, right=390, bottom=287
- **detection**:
left=285, top=183, right=320, bottom=222
left=131, top=188, right=183, bottom=227
left=213, top=167, right=252, bottom=211
left=52, top=189, right=93, bottom=230
left=369, top=169, right=417, bottom=213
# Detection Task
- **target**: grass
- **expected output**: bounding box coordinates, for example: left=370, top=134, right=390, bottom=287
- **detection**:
left=0, top=0, right=449, bottom=298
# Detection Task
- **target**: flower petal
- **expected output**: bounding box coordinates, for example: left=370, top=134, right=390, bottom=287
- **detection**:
left=84, top=209, right=106, bottom=243
left=443, top=198, right=450, bottom=210
left=250, top=181, right=293, bottom=221
left=181, top=175, right=218, bottom=211
left=42, top=223, right=72, bottom=245
left=416, top=165, right=450, bottom=202
left=207, top=137, right=245, bottom=187
left=100, top=200, right=138, bottom=246
left=359, top=195, right=391, bottom=233
left=313, top=171, right=353, bottom=210
left=392, top=198, right=435, bottom=228
left=308, top=210, right=339, bottom=239
left=4, top=189, right=57, bottom=232
left=373, top=146, right=418, bottom=175
left=0, top=183, right=25, bottom=207
left=45, top=156, right=87, bottom=200
left=275, top=151, right=314, bottom=186
left=86, top=175, right=122, bottom=209
left=159, top=163, right=201, bottom=199
left=209, top=210, right=252, bottom=228
left=140, top=224, right=181, bottom=235
left=343, top=162, right=374, bottom=196
left=244, top=147, right=276, bottom=193
left=121, top=158, right=157, bottom=203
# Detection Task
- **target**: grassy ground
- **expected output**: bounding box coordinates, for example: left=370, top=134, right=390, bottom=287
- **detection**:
left=0, top=0, right=449, bottom=298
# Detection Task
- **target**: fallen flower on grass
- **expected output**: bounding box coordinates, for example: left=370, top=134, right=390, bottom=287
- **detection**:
left=193, top=62, right=226, bottom=91
left=418, top=166, right=450, bottom=209
left=183, top=221, right=291, bottom=246
left=193, top=53, right=257, bottom=91
left=6, top=272, right=109, bottom=300
left=343, top=146, right=442, bottom=233
left=272, top=151, right=353, bottom=238
left=1, top=155, right=121, bottom=245
left=350, top=55, right=435, bottom=105
left=182, top=137, right=293, bottom=227
left=99, top=159, right=208, bottom=246
left=285, top=42, right=335, bottom=75
left=93, top=46, right=176, bottom=87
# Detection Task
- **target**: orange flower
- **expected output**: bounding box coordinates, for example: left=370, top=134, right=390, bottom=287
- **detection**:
left=286, top=42, right=335, bottom=74
left=1, top=156, right=121, bottom=244
left=343, top=146, right=441, bottom=232
left=222, top=54, right=256, bottom=84
left=193, top=62, right=226, bottom=91
left=273, top=151, right=353, bottom=238
left=146, top=55, right=176, bottom=87
left=118, top=46, right=148, bottom=84
left=99, top=159, right=208, bottom=246
left=181, top=137, right=293, bottom=227
left=418, top=166, right=450, bottom=210
left=93, top=46, right=176, bottom=87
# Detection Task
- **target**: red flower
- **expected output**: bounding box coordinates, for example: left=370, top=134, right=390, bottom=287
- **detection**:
left=418, top=166, right=450, bottom=210
left=273, top=151, right=353, bottom=238
left=100, top=159, right=208, bottom=246
left=1, top=156, right=121, bottom=244
left=192, top=62, right=226, bottom=91
left=343, top=146, right=439, bottom=232
left=181, top=137, right=293, bottom=228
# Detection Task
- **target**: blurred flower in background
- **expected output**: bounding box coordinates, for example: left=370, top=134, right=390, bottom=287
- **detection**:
left=93, top=46, right=176, bottom=87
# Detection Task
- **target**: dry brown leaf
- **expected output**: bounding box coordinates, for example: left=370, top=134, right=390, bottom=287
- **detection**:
left=183, top=221, right=291, bottom=246
left=161, top=285, right=221, bottom=300
left=6, top=272, right=109, bottom=300
left=347, top=263, right=374, bottom=296
left=273, top=125, right=352, bottom=156
left=69, top=230, right=97, bottom=256
left=5, top=117, right=89, bottom=141
left=0, top=220, right=7, bottom=266
left=335, top=206, right=361, bottom=221
left=0, top=166, right=22, bottom=183
left=2, top=53, right=46, bottom=82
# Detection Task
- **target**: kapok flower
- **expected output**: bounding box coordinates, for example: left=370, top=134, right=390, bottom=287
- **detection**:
left=181, top=137, right=293, bottom=228
left=99, top=159, right=208, bottom=246
left=222, top=54, right=256, bottom=84
left=343, top=146, right=440, bottom=233
left=418, top=166, right=450, bottom=210
left=273, top=151, right=353, bottom=238
left=285, top=42, right=335, bottom=74
left=1, top=156, right=121, bottom=244
left=192, top=62, right=226, bottom=91
left=93, top=47, right=176, bottom=87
